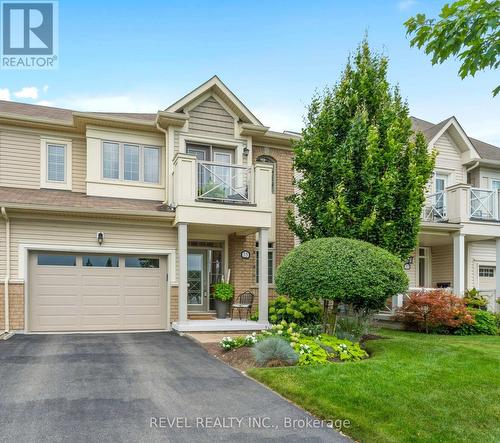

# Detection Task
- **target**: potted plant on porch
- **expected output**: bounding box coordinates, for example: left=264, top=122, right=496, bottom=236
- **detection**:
left=213, top=282, right=234, bottom=319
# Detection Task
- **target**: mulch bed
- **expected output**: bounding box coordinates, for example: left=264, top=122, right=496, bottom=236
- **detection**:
left=201, top=342, right=258, bottom=372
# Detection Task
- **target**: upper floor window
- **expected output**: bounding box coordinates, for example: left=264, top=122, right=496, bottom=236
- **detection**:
left=256, top=155, right=276, bottom=193
left=40, top=138, right=72, bottom=190
left=102, top=141, right=161, bottom=184
left=47, top=144, right=66, bottom=182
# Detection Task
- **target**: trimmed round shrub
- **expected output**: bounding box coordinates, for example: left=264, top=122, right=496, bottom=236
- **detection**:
left=275, top=237, right=408, bottom=311
left=252, top=337, right=298, bottom=366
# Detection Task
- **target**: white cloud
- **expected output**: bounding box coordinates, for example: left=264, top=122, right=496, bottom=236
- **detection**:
left=0, top=88, right=10, bottom=101
left=14, top=86, right=39, bottom=99
left=54, top=94, right=163, bottom=113
left=42, top=85, right=49, bottom=93
left=398, top=0, right=416, bottom=10
left=35, top=100, right=54, bottom=107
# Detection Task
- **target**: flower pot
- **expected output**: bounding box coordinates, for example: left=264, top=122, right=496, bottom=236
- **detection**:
left=215, top=299, right=229, bottom=319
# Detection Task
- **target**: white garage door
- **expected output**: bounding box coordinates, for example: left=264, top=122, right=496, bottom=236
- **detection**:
left=29, top=252, right=167, bottom=332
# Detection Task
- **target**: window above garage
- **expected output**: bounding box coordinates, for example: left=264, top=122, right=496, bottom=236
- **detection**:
left=40, top=138, right=73, bottom=191
left=102, top=141, right=160, bottom=184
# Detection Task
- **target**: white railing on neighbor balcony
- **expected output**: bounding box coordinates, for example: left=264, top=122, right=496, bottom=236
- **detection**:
left=422, top=191, right=447, bottom=222
left=470, top=188, right=499, bottom=220
left=196, top=161, right=252, bottom=203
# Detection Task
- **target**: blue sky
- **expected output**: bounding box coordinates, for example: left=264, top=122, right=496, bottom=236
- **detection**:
left=1, top=0, right=499, bottom=144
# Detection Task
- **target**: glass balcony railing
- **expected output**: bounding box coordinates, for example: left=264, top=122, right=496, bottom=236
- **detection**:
left=196, top=161, right=252, bottom=203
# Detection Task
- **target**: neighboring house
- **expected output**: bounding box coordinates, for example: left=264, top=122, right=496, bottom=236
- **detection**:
left=0, top=76, right=297, bottom=333
left=405, top=116, right=500, bottom=312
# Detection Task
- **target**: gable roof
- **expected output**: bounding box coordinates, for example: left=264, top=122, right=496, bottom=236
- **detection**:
left=410, top=116, right=500, bottom=162
left=165, top=75, right=262, bottom=126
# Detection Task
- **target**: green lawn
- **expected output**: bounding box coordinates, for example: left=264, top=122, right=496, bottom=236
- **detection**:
left=248, top=329, right=500, bottom=443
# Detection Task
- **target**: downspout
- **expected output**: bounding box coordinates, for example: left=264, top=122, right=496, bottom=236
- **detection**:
left=156, top=121, right=169, bottom=205
left=466, top=161, right=479, bottom=173
left=1, top=207, right=10, bottom=334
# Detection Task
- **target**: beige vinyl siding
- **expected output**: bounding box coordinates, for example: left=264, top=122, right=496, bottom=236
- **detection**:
left=478, top=167, right=500, bottom=189
left=434, top=133, right=464, bottom=183
left=4, top=215, right=177, bottom=279
left=405, top=251, right=417, bottom=287
left=188, top=97, right=234, bottom=139
left=431, top=244, right=453, bottom=287
left=0, top=130, right=40, bottom=189
left=72, top=138, right=87, bottom=193
left=467, top=240, right=496, bottom=289
left=174, top=130, right=180, bottom=154
left=0, top=129, right=87, bottom=192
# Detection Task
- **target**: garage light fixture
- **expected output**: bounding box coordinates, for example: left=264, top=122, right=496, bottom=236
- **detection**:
left=96, top=232, right=104, bottom=245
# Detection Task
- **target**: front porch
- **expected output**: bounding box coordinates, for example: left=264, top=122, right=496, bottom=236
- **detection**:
left=171, top=318, right=269, bottom=332
left=384, top=226, right=500, bottom=315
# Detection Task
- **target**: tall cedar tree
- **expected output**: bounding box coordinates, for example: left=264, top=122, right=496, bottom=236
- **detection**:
left=288, top=40, right=436, bottom=261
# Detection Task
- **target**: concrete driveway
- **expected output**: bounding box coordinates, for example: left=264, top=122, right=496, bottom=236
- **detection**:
left=0, top=332, right=349, bottom=442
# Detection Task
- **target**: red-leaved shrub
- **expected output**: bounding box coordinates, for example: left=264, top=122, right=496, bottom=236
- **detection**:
left=396, top=290, right=474, bottom=333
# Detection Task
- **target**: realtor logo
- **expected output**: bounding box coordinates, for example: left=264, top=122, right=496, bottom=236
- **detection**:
left=1, top=1, right=58, bottom=69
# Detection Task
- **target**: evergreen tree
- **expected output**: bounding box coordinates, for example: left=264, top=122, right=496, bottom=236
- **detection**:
left=288, top=39, right=436, bottom=260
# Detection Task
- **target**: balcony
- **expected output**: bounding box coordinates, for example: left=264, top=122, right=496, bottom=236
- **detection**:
left=422, top=184, right=500, bottom=225
left=172, top=152, right=273, bottom=230
left=195, top=161, right=251, bottom=204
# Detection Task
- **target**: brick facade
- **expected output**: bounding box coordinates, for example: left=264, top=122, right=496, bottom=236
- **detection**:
left=169, top=286, right=178, bottom=323
left=227, top=145, right=295, bottom=315
left=0, top=283, right=24, bottom=331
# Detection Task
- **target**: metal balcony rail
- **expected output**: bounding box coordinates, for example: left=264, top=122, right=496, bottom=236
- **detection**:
left=470, top=188, right=498, bottom=220
left=422, top=191, right=447, bottom=222
left=196, top=161, right=251, bottom=203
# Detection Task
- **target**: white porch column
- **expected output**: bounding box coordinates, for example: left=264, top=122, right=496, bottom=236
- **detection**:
left=178, top=222, right=188, bottom=322
left=496, top=238, right=500, bottom=302
left=258, top=228, right=269, bottom=324
left=453, top=233, right=465, bottom=295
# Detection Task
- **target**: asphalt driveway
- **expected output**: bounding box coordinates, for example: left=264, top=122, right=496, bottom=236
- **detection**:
left=0, top=332, right=349, bottom=442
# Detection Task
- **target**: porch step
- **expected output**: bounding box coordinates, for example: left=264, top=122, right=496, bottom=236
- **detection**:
left=188, top=313, right=216, bottom=320
left=172, top=319, right=269, bottom=333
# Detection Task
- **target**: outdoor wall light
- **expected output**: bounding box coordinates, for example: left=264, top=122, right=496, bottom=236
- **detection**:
left=243, top=146, right=249, bottom=158
left=96, top=232, right=104, bottom=245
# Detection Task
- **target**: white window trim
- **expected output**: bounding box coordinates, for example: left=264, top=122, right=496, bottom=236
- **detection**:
left=433, top=169, right=454, bottom=193
left=255, top=242, right=276, bottom=285
left=490, top=179, right=500, bottom=190
left=40, top=138, right=72, bottom=190
left=179, top=134, right=245, bottom=165
left=101, top=140, right=162, bottom=185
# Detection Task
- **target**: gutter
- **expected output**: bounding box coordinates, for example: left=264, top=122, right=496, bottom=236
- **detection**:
left=1, top=207, right=10, bottom=335
left=0, top=202, right=175, bottom=219
left=466, top=161, right=480, bottom=173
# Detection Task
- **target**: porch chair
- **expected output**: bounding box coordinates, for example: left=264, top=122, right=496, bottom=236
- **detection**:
left=230, top=291, right=254, bottom=321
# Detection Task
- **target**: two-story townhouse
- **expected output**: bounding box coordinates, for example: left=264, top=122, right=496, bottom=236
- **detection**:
left=394, top=116, right=500, bottom=312
left=1, top=77, right=499, bottom=335
left=0, top=76, right=297, bottom=334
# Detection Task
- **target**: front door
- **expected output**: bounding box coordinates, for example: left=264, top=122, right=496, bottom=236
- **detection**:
left=187, top=251, right=208, bottom=312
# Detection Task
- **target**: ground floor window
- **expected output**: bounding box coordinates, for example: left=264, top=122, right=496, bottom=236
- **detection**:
left=418, top=247, right=430, bottom=287
left=479, top=266, right=495, bottom=278
left=256, top=242, right=275, bottom=284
